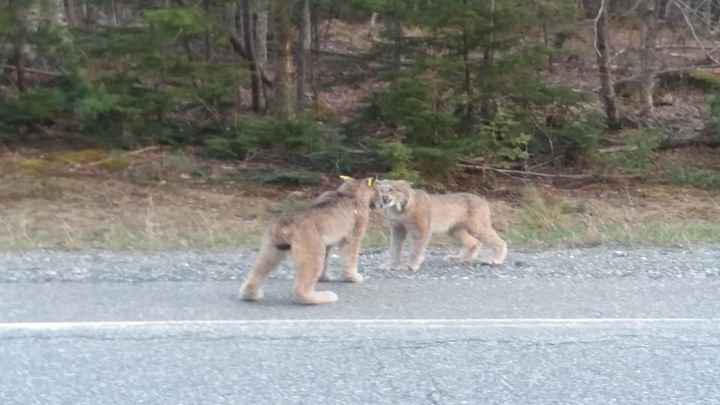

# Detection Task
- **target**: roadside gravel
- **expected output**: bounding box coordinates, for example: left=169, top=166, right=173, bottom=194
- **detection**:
left=0, top=246, right=718, bottom=283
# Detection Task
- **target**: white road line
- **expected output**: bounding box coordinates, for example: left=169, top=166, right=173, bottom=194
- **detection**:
left=0, top=318, right=718, bottom=332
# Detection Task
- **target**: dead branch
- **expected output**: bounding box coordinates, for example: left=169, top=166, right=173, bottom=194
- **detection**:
left=597, top=145, right=639, bottom=153
left=458, top=162, right=643, bottom=181
left=1, top=64, right=64, bottom=78
left=673, top=0, right=720, bottom=64
left=593, top=0, right=606, bottom=58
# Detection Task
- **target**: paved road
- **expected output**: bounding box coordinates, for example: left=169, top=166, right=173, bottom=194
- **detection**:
left=1, top=247, right=719, bottom=404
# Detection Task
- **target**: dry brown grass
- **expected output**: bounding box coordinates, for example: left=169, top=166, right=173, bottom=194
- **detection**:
left=1, top=148, right=719, bottom=250
left=0, top=172, right=272, bottom=249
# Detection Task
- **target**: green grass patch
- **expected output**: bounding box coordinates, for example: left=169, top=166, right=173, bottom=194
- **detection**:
left=51, top=149, right=110, bottom=164
left=506, top=220, right=720, bottom=248
left=8, top=159, right=57, bottom=174
left=660, top=165, right=720, bottom=190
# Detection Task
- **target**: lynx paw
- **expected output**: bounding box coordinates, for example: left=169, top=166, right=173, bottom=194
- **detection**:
left=296, top=290, right=338, bottom=305
left=343, top=272, right=364, bottom=283
left=240, top=287, right=264, bottom=301
left=399, top=262, right=421, bottom=271
left=445, top=254, right=467, bottom=262
left=481, top=258, right=504, bottom=266
left=381, top=261, right=401, bottom=270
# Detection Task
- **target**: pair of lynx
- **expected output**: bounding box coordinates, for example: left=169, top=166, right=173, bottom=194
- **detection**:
left=239, top=176, right=508, bottom=305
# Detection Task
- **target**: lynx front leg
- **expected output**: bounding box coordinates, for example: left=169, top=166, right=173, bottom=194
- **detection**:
left=318, top=247, right=332, bottom=282
left=383, top=223, right=407, bottom=270
left=401, top=194, right=432, bottom=271
left=340, top=220, right=369, bottom=283
left=404, top=225, right=431, bottom=271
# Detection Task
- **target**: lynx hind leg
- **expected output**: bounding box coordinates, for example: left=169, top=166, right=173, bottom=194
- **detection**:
left=291, top=237, right=338, bottom=305
left=240, top=238, right=287, bottom=301
left=468, top=220, right=507, bottom=265
left=447, top=227, right=482, bottom=262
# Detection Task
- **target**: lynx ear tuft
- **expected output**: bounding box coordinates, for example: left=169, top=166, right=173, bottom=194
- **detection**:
left=339, top=175, right=352, bottom=181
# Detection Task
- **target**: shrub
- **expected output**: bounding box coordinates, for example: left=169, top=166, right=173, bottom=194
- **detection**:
left=661, top=165, right=720, bottom=190
left=600, top=129, right=662, bottom=175
left=532, top=111, right=604, bottom=166
left=376, top=141, right=420, bottom=182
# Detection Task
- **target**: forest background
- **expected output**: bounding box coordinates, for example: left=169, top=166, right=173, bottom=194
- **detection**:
left=1, top=0, right=720, bottom=250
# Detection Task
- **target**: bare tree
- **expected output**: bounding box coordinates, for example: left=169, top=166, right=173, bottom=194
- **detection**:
left=483, top=0, right=496, bottom=66
left=481, top=0, right=497, bottom=118
left=203, top=0, right=212, bottom=62
left=595, top=0, right=621, bottom=129
left=231, top=2, right=243, bottom=39
left=243, top=0, right=264, bottom=112
left=9, top=0, right=26, bottom=93
left=255, top=8, right=268, bottom=69
left=270, top=0, right=293, bottom=118
left=9, top=0, right=71, bottom=92
left=296, top=0, right=311, bottom=112
left=640, top=0, right=659, bottom=115
left=461, top=0, right=473, bottom=116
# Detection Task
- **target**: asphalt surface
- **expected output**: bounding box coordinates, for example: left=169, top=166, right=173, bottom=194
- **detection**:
left=1, top=247, right=720, bottom=404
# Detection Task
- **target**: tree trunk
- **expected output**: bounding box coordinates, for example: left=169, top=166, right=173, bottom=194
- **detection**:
left=483, top=0, right=496, bottom=66
left=12, top=34, right=26, bottom=93
left=461, top=0, right=473, bottom=116
left=481, top=0, right=497, bottom=118
left=13, top=0, right=70, bottom=68
left=242, top=0, right=263, bottom=112
left=82, top=2, right=94, bottom=26
left=234, top=2, right=243, bottom=39
left=310, top=2, right=319, bottom=117
left=226, top=2, right=240, bottom=38
left=8, top=0, right=25, bottom=93
left=62, top=0, right=78, bottom=26
left=254, top=7, right=269, bottom=106
left=296, top=0, right=311, bottom=112
left=110, top=0, right=118, bottom=25
left=639, top=0, right=658, bottom=116
left=255, top=10, right=268, bottom=69
left=203, top=0, right=211, bottom=62
left=391, top=20, right=403, bottom=71
left=595, top=0, right=621, bottom=130
left=270, top=0, right=293, bottom=119
left=583, top=0, right=602, bottom=19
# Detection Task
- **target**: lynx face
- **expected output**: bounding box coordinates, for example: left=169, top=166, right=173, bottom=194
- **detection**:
left=375, top=180, right=413, bottom=212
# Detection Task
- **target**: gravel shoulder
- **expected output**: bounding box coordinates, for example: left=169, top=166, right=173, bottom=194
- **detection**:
left=1, top=246, right=719, bottom=283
